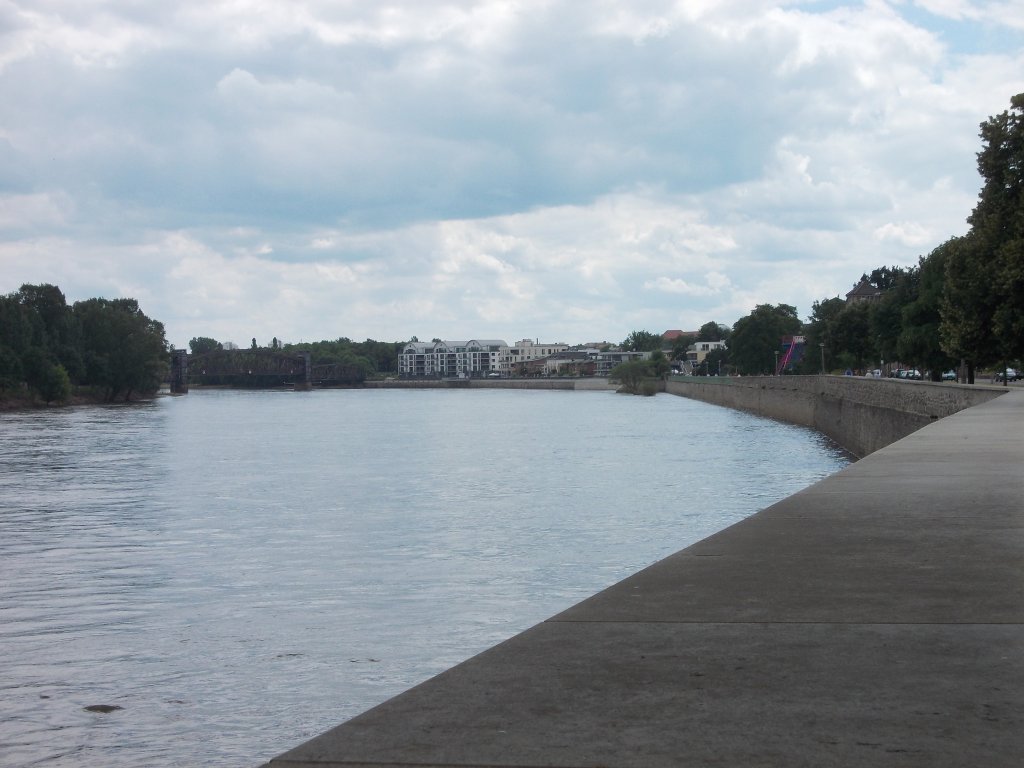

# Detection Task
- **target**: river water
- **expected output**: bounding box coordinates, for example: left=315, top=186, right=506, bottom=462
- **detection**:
left=0, top=388, right=850, bottom=767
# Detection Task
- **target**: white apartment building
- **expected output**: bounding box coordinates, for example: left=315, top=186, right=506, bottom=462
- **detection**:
left=500, top=339, right=569, bottom=374
left=399, top=338, right=571, bottom=378
left=398, top=340, right=507, bottom=378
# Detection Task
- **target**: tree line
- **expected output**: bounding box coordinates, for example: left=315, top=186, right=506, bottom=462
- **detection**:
left=187, top=335, right=404, bottom=384
left=0, top=284, right=168, bottom=403
left=619, top=93, right=1024, bottom=382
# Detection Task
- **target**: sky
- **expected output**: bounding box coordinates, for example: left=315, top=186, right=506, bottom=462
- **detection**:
left=1, top=1, right=1022, bottom=350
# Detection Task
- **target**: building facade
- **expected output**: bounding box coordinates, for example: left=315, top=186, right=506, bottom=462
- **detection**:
left=501, top=339, right=570, bottom=375
left=398, top=340, right=507, bottom=378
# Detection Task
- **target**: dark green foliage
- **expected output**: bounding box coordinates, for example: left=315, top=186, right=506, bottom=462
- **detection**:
left=831, top=302, right=874, bottom=371
left=799, top=297, right=845, bottom=374
left=728, top=304, right=801, bottom=375
left=73, top=297, right=168, bottom=400
left=648, top=350, right=671, bottom=379
left=621, top=330, right=663, bottom=352
left=899, top=250, right=956, bottom=379
left=941, top=93, right=1024, bottom=368
left=609, top=359, right=656, bottom=394
left=283, top=337, right=404, bottom=377
left=37, top=363, right=72, bottom=404
left=189, top=336, right=222, bottom=354
left=0, top=284, right=167, bottom=403
left=670, top=333, right=696, bottom=361
left=696, top=321, right=729, bottom=342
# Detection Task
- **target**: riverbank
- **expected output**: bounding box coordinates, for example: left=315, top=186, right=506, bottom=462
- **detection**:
left=666, top=374, right=1007, bottom=457
left=261, top=386, right=1024, bottom=768
left=0, top=390, right=160, bottom=412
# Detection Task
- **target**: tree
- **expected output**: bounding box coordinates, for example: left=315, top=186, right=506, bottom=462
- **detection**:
left=800, top=297, right=846, bottom=374
left=696, top=321, right=729, bottom=342
left=74, top=298, right=168, bottom=401
left=831, top=302, right=875, bottom=371
left=670, top=333, right=696, bottom=362
left=648, top=350, right=670, bottom=379
left=728, top=304, right=801, bottom=375
left=621, top=330, right=663, bottom=352
left=609, top=359, right=656, bottom=395
left=866, top=266, right=903, bottom=291
left=37, top=363, right=72, bottom=404
left=899, top=249, right=956, bottom=379
left=869, top=267, right=915, bottom=367
left=704, top=347, right=730, bottom=376
left=189, top=336, right=222, bottom=354
left=942, top=93, right=1024, bottom=370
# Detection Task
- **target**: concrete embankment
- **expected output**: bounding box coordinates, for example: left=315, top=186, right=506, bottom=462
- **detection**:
left=667, top=374, right=1005, bottom=457
left=260, top=384, right=1023, bottom=768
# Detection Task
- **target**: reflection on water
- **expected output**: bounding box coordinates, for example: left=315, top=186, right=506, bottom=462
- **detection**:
left=0, top=389, right=849, bottom=767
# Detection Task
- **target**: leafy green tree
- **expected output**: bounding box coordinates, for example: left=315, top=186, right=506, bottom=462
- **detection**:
left=868, top=267, right=915, bottom=368
left=831, top=301, right=875, bottom=371
left=670, top=333, right=696, bottom=362
left=697, top=321, right=729, bottom=342
left=621, top=330, right=663, bottom=352
left=609, top=359, right=655, bottom=394
left=14, top=283, right=83, bottom=380
left=703, top=347, right=730, bottom=376
left=800, top=297, right=845, bottom=374
left=728, top=304, right=801, bottom=375
left=189, top=336, right=222, bottom=354
left=74, top=298, right=168, bottom=401
left=899, top=249, right=956, bottom=379
left=942, top=93, right=1024, bottom=371
left=648, top=350, right=670, bottom=379
left=38, top=363, right=72, bottom=404
left=0, top=343, right=24, bottom=391
left=866, top=266, right=904, bottom=291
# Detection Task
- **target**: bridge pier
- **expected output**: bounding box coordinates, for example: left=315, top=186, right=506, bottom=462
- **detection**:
left=294, top=352, right=312, bottom=391
left=169, top=349, right=188, bottom=394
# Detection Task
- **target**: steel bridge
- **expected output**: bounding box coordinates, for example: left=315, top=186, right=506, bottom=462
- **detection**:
left=169, top=349, right=366, bottom=393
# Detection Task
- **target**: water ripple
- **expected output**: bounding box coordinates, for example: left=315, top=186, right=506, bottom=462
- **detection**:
left=0, top=389, right=848, bottom=767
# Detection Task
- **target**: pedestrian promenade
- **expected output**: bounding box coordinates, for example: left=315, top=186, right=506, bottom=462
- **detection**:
left=261, top=389, right=1023, bottom=768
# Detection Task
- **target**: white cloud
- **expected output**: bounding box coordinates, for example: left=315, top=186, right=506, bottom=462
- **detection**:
left=1, top=0, right=1021, bottom=345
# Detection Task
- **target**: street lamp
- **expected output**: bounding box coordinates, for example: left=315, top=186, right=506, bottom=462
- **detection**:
left=819, top=343, right=825, bottom=375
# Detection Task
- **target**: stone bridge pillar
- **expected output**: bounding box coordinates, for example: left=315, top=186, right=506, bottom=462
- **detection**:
left=170, top=349, right=189, bottom=394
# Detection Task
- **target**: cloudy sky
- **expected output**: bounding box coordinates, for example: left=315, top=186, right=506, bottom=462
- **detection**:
left=1, top=1, right=1022, bottom=349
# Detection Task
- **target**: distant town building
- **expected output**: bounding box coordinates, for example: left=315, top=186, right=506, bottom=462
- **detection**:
left=398, top=339, right=507, bottom=378
left=594, top=350, right=650, bottom=377
left=845, top=279, right=884, bottom=304
left=501, top=339, right=570, bottom=375
left=399, top=338, right=573, bottom=378
left=687, top=340, right=727, bottom=367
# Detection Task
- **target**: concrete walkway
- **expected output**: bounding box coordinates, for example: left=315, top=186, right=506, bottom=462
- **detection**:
left=261, top=390, right=1024, bottom=768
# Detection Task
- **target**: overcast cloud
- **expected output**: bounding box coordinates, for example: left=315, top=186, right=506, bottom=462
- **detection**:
left=1, top=0, right=1022, bottom=348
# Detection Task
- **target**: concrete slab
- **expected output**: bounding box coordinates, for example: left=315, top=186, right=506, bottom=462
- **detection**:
left=260, top=390, right=1024, bottom=768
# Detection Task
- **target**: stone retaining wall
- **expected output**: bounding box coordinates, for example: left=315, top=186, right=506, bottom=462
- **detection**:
left=666, top=375, right=1006, bottom=457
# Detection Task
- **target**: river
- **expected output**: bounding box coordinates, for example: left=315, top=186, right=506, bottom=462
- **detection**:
left=0, top=388, right=850, bottom=767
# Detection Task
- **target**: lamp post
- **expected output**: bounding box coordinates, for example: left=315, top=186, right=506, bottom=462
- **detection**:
left=819, top=343, right=825, bottom=375
left=774, top=350, right=779, bottom=376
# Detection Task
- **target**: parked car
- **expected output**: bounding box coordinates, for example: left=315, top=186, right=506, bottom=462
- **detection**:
left=942, top=370, right=956, bottom=381
left=893, top=369, right=922, bottom=380
left=993, top=368, right=1020, bottom=382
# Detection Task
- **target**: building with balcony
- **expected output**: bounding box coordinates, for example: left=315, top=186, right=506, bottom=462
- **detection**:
left=398, top=339, right=507, bottom=378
